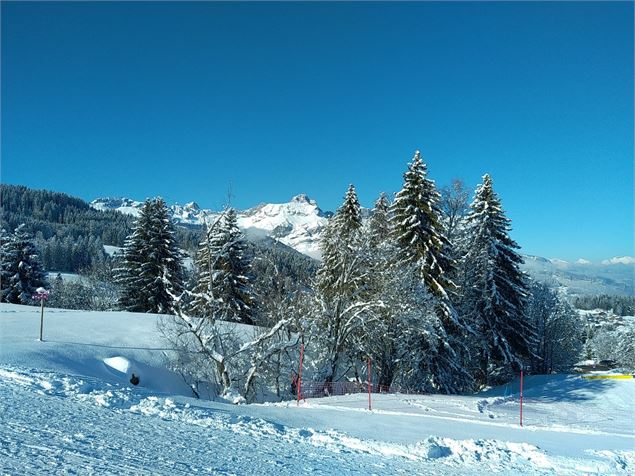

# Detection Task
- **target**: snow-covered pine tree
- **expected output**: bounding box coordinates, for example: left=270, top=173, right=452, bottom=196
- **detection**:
left=368, top=193, right=391, bottom=249
left=390, top=151, right=456, bottom=301
left=0, top=224, right=48, bottom=304
left=145, top=198, right=186, bottom=312
left=115, top=198, right=185, bottom=314
left=190, top=208, right=254, bottom=324
left=360, top=193, right=400, bottom=388
left=312, top=184, right=378, bottom=383
left=390, top=151, right=472, bottom=393
left=0, top=229, right=11, bottom=300
left=358, top=194, right=457, bottom=393
left=189, top=218, right=217, bottom=319
left=316, top=184, right=363, bottom=298
left=461, top=174, right=534, bottom=385
left=116, top=201, right=151, bottom=312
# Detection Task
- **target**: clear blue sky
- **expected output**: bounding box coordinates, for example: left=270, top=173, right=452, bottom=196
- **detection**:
left=2, top=1, right=633, bottom=261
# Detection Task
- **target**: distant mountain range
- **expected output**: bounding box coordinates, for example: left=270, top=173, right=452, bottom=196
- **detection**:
left=91, top=195, right=634, bottom=297
left=91, top=194, right=332, bottom=259
left=521, top=255, right=634, bottom=297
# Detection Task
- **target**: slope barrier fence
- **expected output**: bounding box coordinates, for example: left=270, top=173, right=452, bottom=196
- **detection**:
left=294, top=360, right=633, bottom=429
left=293, top=344, right=438, bottom=412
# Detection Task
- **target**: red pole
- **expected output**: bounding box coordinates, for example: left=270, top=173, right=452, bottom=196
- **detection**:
left=367, top=357, right=372, bottom=411
left=519, top=369, right=524, bottom=427
left=297, top=344, right=304, bottom=406
left=39, top=299, right=44, bottom=342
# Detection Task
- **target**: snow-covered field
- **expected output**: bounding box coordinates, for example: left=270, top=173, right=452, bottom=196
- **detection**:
left=1, top=303, right=633, bottom=475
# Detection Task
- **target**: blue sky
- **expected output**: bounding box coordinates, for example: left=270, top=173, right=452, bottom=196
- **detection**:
left=2, top=1, right=633, bottom=261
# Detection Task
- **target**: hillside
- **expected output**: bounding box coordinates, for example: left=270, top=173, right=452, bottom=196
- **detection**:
left=1, top=184, right=134, bottom=247
left=1, top=303, right=633, bottom=474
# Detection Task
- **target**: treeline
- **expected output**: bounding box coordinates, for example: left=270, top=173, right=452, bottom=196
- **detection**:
left=39, top=235, right=108, bottom=273
left=0, top=184, right=202, bottom=273
left=1, top=184, right=134, bottom=246
left=572, top=294, right=634, bottom=316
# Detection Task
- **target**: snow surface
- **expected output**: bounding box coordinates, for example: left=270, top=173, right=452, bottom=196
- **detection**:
left=103, top=245, right=124, bottom=257
left=1, top=303, right=633, bottom=474
left=46, top=272, right=85, bottom=284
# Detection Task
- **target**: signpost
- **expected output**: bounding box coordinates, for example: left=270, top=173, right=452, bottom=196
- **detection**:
left=32, top=288, right=50, bottom=341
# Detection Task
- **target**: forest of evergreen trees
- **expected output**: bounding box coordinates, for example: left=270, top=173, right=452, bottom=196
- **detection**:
left=571, top=294, right=634, bottom=316
left=0, top=184, right=203, bottom=273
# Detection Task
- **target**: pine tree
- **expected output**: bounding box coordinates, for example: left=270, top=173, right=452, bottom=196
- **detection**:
left=368, top=193, right=391, bottom=249
left=115, top=198, right=185, bottom=314
left=390, top=151, right=472, bottom=393
left=1, top=225, right=48, bottom=304
left=461, top=174, right=534, bottom=385
left=312, top=184, right=376, bottom=383
left=191, top=208, right=253, bottom=324
left=390, top=151, right=456, bottom=301
left=316, top=184, right=363, bottom=298
left=362, top=192, right=401, bottom=388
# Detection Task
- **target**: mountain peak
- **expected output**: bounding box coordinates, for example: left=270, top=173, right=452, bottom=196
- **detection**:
left=291, top=194, right=315, bottom=205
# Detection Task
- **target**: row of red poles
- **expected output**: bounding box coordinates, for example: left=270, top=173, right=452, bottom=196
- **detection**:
left=296, top=343, right=524, bottom=427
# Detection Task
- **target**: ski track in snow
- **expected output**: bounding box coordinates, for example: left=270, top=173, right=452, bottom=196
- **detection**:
left=1, top=366, right=633, bottom=475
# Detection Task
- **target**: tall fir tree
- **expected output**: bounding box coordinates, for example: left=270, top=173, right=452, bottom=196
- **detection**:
left=460, top=174, right=534, bottom=385
left=390, top=151, right=456, bottom=301
left=313, top=184, right=375, bottom=383
left=115, top=198, right=185, bottom=314
left=368, top=193, right=391, bottom=249
left=1, top=224, right=48, bottom=304
left=316, top=184, right=363, bottom=299
left=362, top=192, right=401, bottom=388
left=191, top=208, right=254, bottom=324
left=390, top=151, right=472, bottom=393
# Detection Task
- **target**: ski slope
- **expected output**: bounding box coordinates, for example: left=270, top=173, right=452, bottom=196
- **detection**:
left=1, top=303, right=633, bottom=474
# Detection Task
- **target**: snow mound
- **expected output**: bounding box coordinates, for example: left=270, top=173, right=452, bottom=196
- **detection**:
left=103, top=356, right=131, bottom=374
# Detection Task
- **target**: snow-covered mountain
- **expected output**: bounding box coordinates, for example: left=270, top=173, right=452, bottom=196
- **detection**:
left=236, top=195, right=331, bottom=259
left=90, top=197, right=144, bottom=217
left=91, top=194, right=331, bottom=259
